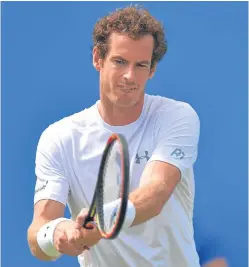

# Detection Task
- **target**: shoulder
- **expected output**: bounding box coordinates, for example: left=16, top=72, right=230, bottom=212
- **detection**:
left=38, top=103, right=98, bottom=147
left=146, top=94, right=200, bottom=127
left=147, top=94, right=199, bottom=116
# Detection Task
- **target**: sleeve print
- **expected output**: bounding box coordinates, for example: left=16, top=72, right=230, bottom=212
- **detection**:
left=149, top=103, right=200, bottom=175
left=34, top=125, right=69, bottom=206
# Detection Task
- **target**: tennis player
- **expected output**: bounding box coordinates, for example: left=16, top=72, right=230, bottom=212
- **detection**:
left=28, top=5, right=201, bottom=267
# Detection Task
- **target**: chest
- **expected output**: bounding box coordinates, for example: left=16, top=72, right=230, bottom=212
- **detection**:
left=65, top=127, right=155, bottom=203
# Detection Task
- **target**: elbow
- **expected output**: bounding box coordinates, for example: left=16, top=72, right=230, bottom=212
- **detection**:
left=31, top=252, right=54, bottom=262
left=154, top=192, right=172, bottom=217
left=154, top=203, right=164, bottom=217
left=27, top=226, right=55, bottom=262
left=28, top=242, right=55, bottom=262
left=154, top=196, right=169, bottom=216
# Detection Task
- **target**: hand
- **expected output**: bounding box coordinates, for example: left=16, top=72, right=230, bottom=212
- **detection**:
left=53, top=209, right=102, bottom=256
left=76, top=209, right=102, bottom=248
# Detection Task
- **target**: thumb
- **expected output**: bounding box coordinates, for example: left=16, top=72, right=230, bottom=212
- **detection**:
left=74, top=208, right=89, bottom=229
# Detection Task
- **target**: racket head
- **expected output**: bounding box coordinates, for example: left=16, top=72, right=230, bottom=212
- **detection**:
left=96, top=133, right=130, bottom=239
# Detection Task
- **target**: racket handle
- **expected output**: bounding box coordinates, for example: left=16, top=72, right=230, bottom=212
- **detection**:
left=83, top=216, right=95, bottom=229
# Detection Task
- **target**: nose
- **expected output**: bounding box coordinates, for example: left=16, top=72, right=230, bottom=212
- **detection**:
left=123, top=66, right=136, bottom=83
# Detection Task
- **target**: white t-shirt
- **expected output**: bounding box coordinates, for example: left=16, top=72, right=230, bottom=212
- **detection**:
left=34, top=94, right=201, bottom=267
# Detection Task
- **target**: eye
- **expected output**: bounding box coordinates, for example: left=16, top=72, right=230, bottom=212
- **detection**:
left=114, top=59, right=125, bottom=65
left=137, top=63, right=148, bottom=68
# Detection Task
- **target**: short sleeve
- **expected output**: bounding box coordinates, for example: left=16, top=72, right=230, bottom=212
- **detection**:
left=149, top=103, right=200, bottom=177
left=34, top=125, right=69, bottom=206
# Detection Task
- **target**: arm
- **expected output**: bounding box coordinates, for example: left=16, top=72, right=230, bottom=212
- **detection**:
left=27, top=199, right=65, bottom=261
left=130, top=160, right=180, bottom=225
left=130, top=103, right=200, bottom=225
left=28, top=125, right=70, bottom=260
left=27, top=199, right=101, bottom=261
left=28, top=125, right=101, bottom=260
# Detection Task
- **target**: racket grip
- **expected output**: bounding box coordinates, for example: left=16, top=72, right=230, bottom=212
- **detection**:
left=83, top=217, right=97, bottom=229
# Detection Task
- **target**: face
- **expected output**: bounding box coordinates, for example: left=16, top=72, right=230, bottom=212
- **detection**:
left=93, top=32, right=156, bottom=108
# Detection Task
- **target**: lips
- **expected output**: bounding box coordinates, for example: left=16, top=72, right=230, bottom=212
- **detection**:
left=120, top=88, right=136, bottom=93
left=118, top=85, right=136, bottom=91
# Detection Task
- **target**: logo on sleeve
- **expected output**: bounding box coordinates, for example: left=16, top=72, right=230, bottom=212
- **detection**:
left=170, top=148, right=185, bottom=159
left=35, top=180, right=48, bottom=194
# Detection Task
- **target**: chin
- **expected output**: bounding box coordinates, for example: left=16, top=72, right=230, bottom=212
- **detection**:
left=114, top=95, right=140, bottom=108
left=115, top=100, right=137, bottom=108
left=114, top=90, right=144, bottom=107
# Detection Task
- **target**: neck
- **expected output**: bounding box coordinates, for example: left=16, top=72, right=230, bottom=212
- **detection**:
left=98, top=94, right=144, bottom=126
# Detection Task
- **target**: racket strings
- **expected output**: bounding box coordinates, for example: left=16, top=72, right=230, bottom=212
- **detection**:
left=84, top=133, right=129, bottom=239
left=101, top=140, right=122, bottom=233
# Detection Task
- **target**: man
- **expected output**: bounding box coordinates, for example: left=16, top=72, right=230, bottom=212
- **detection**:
left=28, top=6, right=201, bottom=267
left=194, top=216, right=228, bottom=267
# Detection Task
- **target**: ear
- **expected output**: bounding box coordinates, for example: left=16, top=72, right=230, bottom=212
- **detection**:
left=149, top=65, right=157, bottom=79
left=93, top=46, right=102, bottom=71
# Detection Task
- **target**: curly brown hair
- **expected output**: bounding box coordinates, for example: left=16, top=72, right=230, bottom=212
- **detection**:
left=93, top=5, right=167, bottom=68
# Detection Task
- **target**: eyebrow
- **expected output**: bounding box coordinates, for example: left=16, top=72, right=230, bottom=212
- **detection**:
left=111, top=56, right=151, bottom=66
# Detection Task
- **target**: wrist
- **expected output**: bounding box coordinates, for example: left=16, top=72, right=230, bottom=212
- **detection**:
left=103, top=199, right=136, bottom=230
left=123, top=200, right=136, bottom=228
left=37, top=217, right=71, bottom=258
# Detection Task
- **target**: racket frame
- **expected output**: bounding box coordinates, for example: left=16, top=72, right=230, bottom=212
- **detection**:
left=83, top=133, right=130, bottom=239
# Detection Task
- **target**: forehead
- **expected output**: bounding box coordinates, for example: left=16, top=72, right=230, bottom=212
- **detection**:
left=107, top=32, right=154, bottom=61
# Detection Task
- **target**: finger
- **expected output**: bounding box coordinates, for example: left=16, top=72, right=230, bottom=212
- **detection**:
left=85, top=221, right=98, bottom=229
left=65, top=228, right=81, bottom=243
left=54, top=226, right=88, bottom=256
left=57, top=235, right=87, bottom=256
left=75, top=208, right=89, bottom=228
left=62, top=243, right=85, bottom=256
left=82, top=225, right=102, bottom=246
left=80, top=221, right=99, bottom=238
left=55, top=232, right=80, bottom=255
left=54, top=231, right=67, bottom=252
left=77, top=244, right=89, bottom=255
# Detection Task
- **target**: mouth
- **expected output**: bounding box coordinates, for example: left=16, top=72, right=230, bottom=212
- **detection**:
left=118, top=85, right=137, bottom=92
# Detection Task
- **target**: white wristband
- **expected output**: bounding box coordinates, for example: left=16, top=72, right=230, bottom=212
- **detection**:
left=103, top=199, right=136, bottom=230
left=37, top=217, right=71, bottom=258
left=123, top=200, right=136, bottom=229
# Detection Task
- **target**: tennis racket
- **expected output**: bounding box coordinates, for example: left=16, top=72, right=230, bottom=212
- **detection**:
left=83, top=133, right=130, bottom=239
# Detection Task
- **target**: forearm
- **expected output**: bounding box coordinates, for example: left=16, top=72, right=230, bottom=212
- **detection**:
left=129, top=161, right=180, bottom=226
left=129, top=185, right=162, bottom=225
left=28, top=200, right=68, bottom=260
left=27, top=220, right=57, bottom=261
